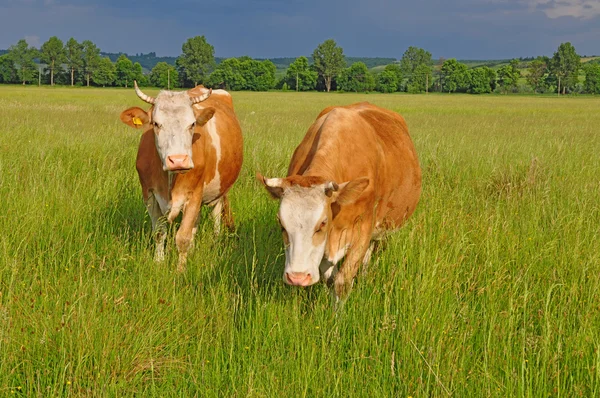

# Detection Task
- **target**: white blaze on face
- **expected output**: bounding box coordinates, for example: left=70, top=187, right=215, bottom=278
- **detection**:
left=151, top=91, right=197, bottom=171
left=278, top=186, right=329, bottom=286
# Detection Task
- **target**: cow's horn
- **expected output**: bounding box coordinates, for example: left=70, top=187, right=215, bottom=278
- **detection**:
left=134, top=81, right=156, bottom=104
left=190, top=88, right=212, bottom=104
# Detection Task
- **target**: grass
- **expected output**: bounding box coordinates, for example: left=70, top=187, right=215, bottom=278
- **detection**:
left=1, top=86, right=600, bottom=396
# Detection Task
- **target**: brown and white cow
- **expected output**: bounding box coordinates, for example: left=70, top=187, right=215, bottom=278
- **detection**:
left=120, top=82, right=243, bottom=272
left=259, top=102, right=421, bottom=299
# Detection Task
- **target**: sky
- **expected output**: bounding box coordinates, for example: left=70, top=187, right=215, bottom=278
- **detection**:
left=0, top=0, right=599, bottom=60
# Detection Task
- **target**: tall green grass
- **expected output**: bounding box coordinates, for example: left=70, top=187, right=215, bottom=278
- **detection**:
left=0, top=86, right=599, bottom=396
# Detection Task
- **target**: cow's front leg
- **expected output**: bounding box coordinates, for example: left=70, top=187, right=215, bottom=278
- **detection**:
left=175, top=197, right=203, bottom=273
left=333, top=235, right=371, bottom=300
left=210, top=195, right=235, bottom=235
left=145, top=193, right=167, bottom=262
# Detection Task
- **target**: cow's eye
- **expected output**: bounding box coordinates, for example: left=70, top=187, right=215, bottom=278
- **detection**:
left=315, top=219, right=327, bottom=233
left=153, top=122, right=161, bottom=129
left=190, top=122, right=196, bottom=131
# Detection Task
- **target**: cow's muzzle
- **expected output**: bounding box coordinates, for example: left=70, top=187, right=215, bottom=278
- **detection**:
left=285, top=272, right=313, bottom=287
left=166, top=154, right=193, bottom=172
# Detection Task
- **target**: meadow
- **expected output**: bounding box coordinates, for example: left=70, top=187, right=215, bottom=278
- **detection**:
left=0, top=86, right=599, bottom=397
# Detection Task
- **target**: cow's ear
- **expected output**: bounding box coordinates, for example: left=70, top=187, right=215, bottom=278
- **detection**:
left=120, top=107, right=149, bottom=129
left=257, top=173, right=285, bottom=199
left=195, top=107, right=216, bottom=126
left=332, top=177, right=369, bottom=206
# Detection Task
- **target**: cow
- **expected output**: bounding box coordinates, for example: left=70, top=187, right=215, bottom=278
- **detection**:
left=258, top=102, right=421, bottom=299
left=120, top=82, right=243, bottom=272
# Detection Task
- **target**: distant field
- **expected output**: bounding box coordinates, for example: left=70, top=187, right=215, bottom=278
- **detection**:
left=1, top=87, right=599, bottom=396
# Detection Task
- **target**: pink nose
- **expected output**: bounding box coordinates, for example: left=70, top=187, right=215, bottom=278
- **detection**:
left=166, top=154, right=192, bottom=171
left=285, top=272, right=312, bottom=286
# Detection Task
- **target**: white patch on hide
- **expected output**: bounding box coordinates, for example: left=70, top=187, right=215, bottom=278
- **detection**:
left=202, top=117, right=222, bottom=204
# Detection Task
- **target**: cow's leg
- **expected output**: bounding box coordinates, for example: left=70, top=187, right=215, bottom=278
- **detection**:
left=359, top=240, right=378, bottom=276
left=145, top=194, right=167, bottom=262
left=333, top=235, right=371, bottom=300
left=175, top=198, right=202, bottom=273
left=362, top=241, right=376, bottom=265
left=210, top=195, right=235, bottom=235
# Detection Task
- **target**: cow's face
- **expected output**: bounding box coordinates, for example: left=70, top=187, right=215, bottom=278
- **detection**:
left=259, top=175, right=369, bottom=287
left=120, top=83, right=214, bottom=172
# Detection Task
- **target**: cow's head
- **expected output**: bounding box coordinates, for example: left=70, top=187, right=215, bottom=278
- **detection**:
left=258, top=174, right=369, bottom=286
left=120, top=82, right=215, bottom=172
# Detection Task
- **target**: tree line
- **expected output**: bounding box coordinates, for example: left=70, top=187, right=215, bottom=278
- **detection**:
left=0, top=35, right=598, bottom=95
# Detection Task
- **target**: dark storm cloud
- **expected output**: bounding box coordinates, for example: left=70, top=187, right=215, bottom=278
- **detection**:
left=0, top=0, right=598, bottom=59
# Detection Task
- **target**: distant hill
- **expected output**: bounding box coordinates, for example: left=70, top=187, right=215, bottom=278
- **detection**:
left=98, top=52, right=396, bottom=72
left=101, top=52, right=178, bottom=71
left=0, top=50, right=7, bottom=56
left=455, top=59, right=512, bottom=69
left=261, top=56, right=396, bottom=69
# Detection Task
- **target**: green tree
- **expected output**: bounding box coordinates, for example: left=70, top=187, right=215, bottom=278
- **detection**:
left=81, top=40, right=101, bottom=87
left=526, top=57, right=549, bottom=93
left=132, top=62, right=148, bottom=86
left=377, top=69, right=399, bottom=93
left=407, top=63, right=433, bottom=93
left=400, top=47, right=432, bottom=92
left=40, top=36, right=66, bottom=86
left=207, top=58, right=246, bottom=90
left=239, top=57, right=276, bottom=91
left=284, top=56, right=318, bottom=91
left=385, top=64, right=403, bottom=81
left=115, top=54, right=135, bottom=87
left=441, top=59, right=468, bottom=93
left=8, top=39, right=38, bottom=85
left=466, top=67, right=495, bottom=94
left=484, top=66, right=497, bottom=92
left=149, top=62, right=179, bottom=89
left=312, top=39, right=345, bottom=92
left=206, top=57, right=275, bottom=91
left=176, top=36, right=215, bottom=87
left=92, top=57, right=115, bottom=87
left=377, top=64, right=403, bottom=93
left=400, top=46, right=432, bottom=74
left=583, top=63, right=600, bottom=94
left=497, top=59, right=520, bottom=93
left=0, top=55, right=17, bottom=83
left=255, top=59, right=277, bottom=91
left=338, top=62, right=375, bottom=92
left=65, top=38, right=83, bottom=86
left=549, top=42, right=581, bottom=95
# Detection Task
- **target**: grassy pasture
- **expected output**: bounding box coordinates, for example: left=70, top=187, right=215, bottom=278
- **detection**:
left=0, top=87, right=600, bottom=396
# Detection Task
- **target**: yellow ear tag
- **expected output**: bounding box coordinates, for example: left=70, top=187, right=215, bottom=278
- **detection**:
left=132, top=117, right=143, bottom=126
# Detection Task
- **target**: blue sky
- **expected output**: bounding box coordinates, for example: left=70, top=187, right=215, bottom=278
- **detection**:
left=1, top=0, right=599, bottom=59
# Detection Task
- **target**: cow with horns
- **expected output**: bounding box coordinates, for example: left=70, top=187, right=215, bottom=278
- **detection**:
left=120, top=82, right=243, bottom=272
left=258, top=102, right=421, bottom=299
